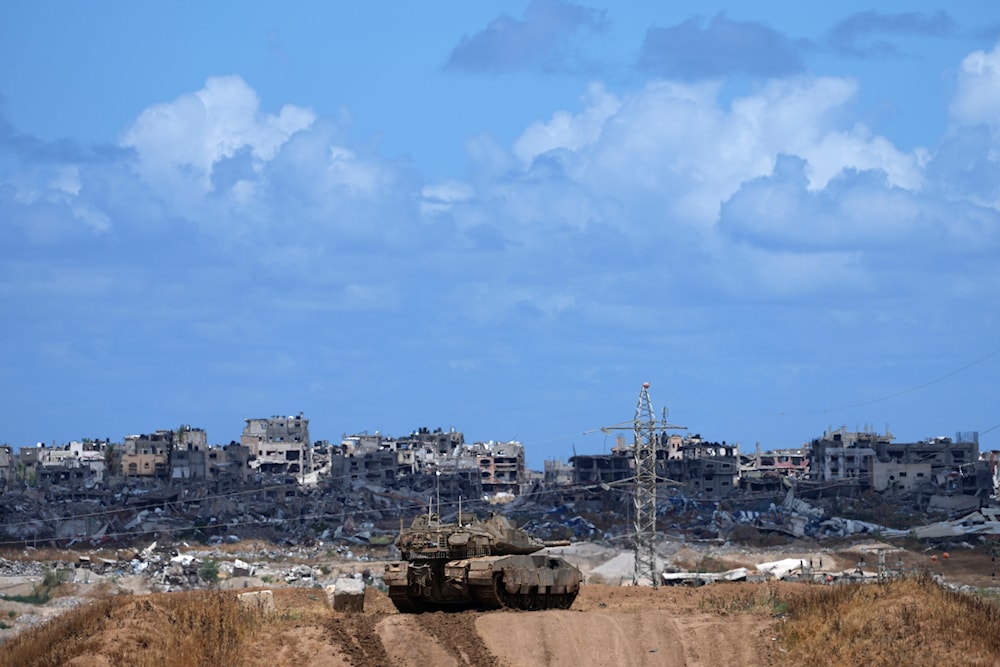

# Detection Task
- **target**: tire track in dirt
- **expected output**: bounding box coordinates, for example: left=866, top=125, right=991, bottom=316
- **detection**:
left=325, top=614, right=392, bottom=667
left=415, top=611, right=505, bottom=666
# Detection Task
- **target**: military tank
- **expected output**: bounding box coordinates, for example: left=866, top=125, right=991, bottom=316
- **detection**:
left=384, top=511, right=581, bottom=613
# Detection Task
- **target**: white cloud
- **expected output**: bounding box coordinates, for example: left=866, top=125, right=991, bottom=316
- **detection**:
left=502, top=75, right=925, bottom=232
left=950, top=42, right=1000, bottom=127
left=324, top=145, right=385, bottom=196
left=71, top=202, right=112, bottom=233
left=420, top=179, right=475, bottom=216
left=121, top=75, right=315, bottom=196
left=513, top=82, right=620, bottom=163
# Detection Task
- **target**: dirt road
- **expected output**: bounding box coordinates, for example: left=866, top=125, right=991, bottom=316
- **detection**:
left=236, top=584, right=783, bottom=667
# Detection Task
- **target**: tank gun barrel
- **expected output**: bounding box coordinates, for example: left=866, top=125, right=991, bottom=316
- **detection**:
left=541, top=540, right=572, bottom=548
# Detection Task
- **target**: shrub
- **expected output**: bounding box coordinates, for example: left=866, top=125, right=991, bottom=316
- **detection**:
left=198, top=559, right=219, bottom=583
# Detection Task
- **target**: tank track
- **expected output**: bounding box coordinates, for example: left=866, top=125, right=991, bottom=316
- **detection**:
left=473, top=573, right=578, bottom=611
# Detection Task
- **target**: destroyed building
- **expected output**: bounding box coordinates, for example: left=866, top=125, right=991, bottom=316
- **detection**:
left=122, top=431, right=174, bottom=479
left=543, top=459, right=573, bottom=486
left=472, top=440, right=525, bottom=496
left=168, top=426, right=210, bottom=479
left=804, top=427, right=990, bottom=505
left=242, top=413, right=311, bottom=476
left=336, top=428, right=527, bottom=500
left=805, top=427, right=886, bottom=488
left=740, top=446, right=809, bottom=492
left=0, top=445, right=13, bottom=486
left=339, top=432, right=417, bottom=482
left=659, top=435, right=739, bottom=497
left=569, top=450, right=631, bottom=485
left=36, top=440, right=107, bottom=488
left=568, top=433, right=740, bottom=498
left=869, top=433, right=991, bottom=503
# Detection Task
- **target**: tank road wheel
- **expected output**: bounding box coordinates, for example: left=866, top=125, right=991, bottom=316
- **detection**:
left=493, top=574, right=528, bottom=610
left=486, top=574, right=579, bottom=611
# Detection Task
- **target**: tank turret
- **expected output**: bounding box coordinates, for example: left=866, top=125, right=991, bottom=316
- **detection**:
left=384, top=512, right=581, bottom=613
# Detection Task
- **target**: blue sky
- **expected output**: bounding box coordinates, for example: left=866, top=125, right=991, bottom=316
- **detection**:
left=2, top=1, right=999, bottom=468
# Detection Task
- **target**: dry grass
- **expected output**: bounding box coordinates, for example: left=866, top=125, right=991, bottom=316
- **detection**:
left=699, top=580, right=788, bottom=615
left=779, top=573, right=1000, bottom=667
left=0, top=589, right=265, bottom=667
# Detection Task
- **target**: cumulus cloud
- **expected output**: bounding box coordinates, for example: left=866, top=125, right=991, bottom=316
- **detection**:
left=498, top=75, right=923, bottom=235
left=513, top=83, right=619, bottom=163
left=949, top=42, right=1000, bottom=127
left=717, top=155, right=999, bottom=253
left=638, top=13, right=806, bottom=79
left=444, top=0, right=608, bottom=74
left=4, top=42, right=999, bottom=315
left=121, top=76, right=315, bottom=198
left=826, top=10, right=954, bottom=58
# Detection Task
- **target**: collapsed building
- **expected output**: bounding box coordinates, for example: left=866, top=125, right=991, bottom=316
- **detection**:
left=242, top=413, right=312, bottom=476
left=2, top=408, right=997, bottom=552
left=336, top=427, right=527, bottom=501
left=660, top=435, right=740, bottom=497
left=0, top=445, right=13, bottom=488
left=740, top=446, right=809, bottom=493
left=568, top=432, right=740, bottom=498
left=801, top=427, right=991, bottom=509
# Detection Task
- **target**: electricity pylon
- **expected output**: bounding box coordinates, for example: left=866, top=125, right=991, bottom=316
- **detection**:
left=602, top=382, right=685, bottom=587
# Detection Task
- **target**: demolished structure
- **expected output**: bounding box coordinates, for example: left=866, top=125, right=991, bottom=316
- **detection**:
left=1, top=408, right=997, bottom=559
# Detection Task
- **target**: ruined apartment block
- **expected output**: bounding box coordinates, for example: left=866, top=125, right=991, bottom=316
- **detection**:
left=739, top=446, right=810, bottom=492
left=569, top=432, right=740, bottom=498
left=122, top=431, right=174, bottom=478
left=242, top=413, right=311, bottom=476
left=38, top=440, right=108, bottom=487
left=473, top=440, right=526, bottom=496
left=660, top=436, right=740, bottom=497
left=337, top=428, right=529, bottom=499
left=805, top=427, right=887, bottom=487
left=807, top=427, right=990, bottom=502
left=870, top=432, right=991, bottom=501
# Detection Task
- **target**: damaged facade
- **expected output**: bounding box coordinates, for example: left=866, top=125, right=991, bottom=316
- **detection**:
left=801, top=427, right=991, bottom=505
left=336, top=428, right=527, bottom=501
left=242, top=413, right=311, bottom=476
left=2, top=408, right=997, bottom=555
left=569, top=433, right=739, bottom=498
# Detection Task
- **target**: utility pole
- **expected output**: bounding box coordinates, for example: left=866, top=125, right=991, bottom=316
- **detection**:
left=602, top=382, right=685, bottom=587
left=633, top=382, right=658, bottom=587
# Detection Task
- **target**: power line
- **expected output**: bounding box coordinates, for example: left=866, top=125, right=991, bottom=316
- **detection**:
left=780, top=346, right=1000, bottom=416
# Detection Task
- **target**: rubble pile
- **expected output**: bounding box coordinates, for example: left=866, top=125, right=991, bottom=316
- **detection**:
left=0, top=557, right=45, bottom=577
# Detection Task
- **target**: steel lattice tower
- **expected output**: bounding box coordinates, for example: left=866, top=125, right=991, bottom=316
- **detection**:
left=599, top=382, right=684, bottom=587
left=633, top=382, right=658, bottom=587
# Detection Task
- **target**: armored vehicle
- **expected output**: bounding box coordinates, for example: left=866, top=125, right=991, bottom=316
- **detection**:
left=384, top=511, right=581, bottom=612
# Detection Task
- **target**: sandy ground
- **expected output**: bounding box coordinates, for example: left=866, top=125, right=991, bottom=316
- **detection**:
left=3, top=536, right=998, bottom=663
left=232, top=584, right=784, bottom=667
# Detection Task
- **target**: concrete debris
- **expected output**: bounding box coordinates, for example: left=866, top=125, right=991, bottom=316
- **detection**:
left=331, top=576, right=366, bottom=612
left=911, top=507, right=1000, bottom=540
left=237, top=590, right=275, bottom=616
left=756, top=558, right=808, bottom=580
left=232, top=559, right=254, bottom=577
left=661, top=568, right=749, bottom=587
